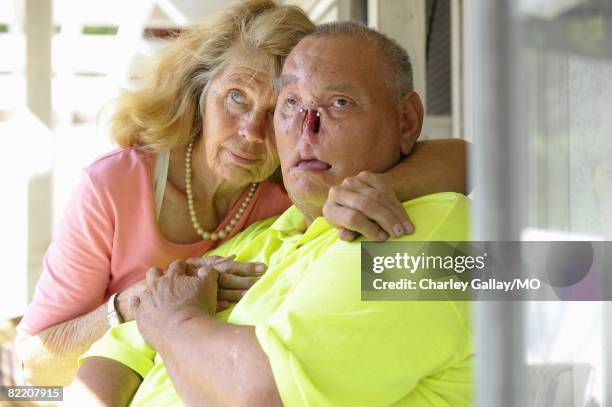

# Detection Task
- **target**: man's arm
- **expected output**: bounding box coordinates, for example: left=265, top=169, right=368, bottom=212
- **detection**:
left=135, top=253, right=471, bottom=406
left=131, top=262, right=282, bottom=406
left=156, top=314, right=282, bottom=407
left=65, top=357, right=142, bottom=407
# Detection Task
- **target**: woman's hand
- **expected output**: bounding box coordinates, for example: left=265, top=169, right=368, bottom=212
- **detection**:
left=186, top=256, right=266, bottom=312
left=322, top=171, right=414, bottom=242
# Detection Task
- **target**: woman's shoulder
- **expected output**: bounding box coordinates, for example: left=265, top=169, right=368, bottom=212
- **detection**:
left=82, top=146, right=156, bottom=202
left=86, top=146, right=153, bottom=178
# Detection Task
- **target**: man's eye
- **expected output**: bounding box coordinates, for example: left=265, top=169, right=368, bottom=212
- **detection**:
left=332, top=98, right=351, bottom=108
left=285, top=97, right=298, bottom=108
left=229, top=89, right=245, bottom=104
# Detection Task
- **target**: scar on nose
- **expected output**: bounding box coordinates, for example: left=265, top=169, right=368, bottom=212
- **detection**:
left=305, top=109, right=320, bottom=133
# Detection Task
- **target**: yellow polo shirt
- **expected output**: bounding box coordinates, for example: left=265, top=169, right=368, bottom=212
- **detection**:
left=81, top=192, right=473, bottom=406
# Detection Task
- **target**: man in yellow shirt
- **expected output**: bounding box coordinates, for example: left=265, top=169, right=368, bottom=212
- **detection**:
left=73, top=22, right=472, bottom=406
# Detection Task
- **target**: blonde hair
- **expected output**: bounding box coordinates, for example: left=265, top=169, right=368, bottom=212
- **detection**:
left=111, top=0, right=314, bottom=151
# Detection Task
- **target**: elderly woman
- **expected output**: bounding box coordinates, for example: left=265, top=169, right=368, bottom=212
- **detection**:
left=16, top=0, right=468, bottom=386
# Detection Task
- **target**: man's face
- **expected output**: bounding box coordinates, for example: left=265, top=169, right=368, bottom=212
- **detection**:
left=274, top=35, right=413, bottom=213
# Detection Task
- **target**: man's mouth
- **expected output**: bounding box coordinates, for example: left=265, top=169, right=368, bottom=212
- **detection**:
left=294, top=159, right=332, bottom=171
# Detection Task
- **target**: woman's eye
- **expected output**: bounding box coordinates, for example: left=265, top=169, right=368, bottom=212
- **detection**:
left=229, top=89, right=245, bottom=104
left=332, top=98, right=351, bottom=108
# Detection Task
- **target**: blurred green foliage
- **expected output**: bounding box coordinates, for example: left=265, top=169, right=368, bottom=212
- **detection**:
left=82, top=26, right=117, bottom=35
left=524, top=13, right=611, bottom=58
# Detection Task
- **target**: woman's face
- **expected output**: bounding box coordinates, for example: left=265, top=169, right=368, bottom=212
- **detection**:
left=198, top=55, right=279, bottom=184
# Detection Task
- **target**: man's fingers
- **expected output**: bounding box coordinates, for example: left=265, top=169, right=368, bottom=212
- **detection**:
left=146, top=267, right=163, bottom=287
left=139, top=289, right=157, bottom=308
left=218, top=273, right=259, bottom=290
left=167, top=259, right=187, bottom=277
left=218, top=289, right=247, bottom=303
left=213, top=261, right=267, bottom=277
left=197, top=266, right=219, bottom=281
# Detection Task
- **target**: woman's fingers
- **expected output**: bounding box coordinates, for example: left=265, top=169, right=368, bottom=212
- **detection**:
left=357, top=172, right=414, bottom=234
left=324, top=199, right=388, bottom=241
left=213, top=260, right=267, bottom=277
left=339, top=228, right=359, bottom=242
left=216, top=267, right=263, bottom=306
left=186, top=255, right=235, bottom=268
left=323, top=171, right=415, bottom=241
left=186, top=256, right=265, bottom=277
left=217, top=289, right=247, bottom=303
left=216, top=300, right=230, bottom=312
left=328, top=187, right=402, bottom=239
left=218, top=273, right=259, bottom=290
left=185, top=256, right=235, bottom=275
left=348, top=174, right=413, bottom=235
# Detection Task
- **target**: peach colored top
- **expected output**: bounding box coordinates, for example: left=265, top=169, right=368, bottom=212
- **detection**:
left=17, top=147, right=291, bottom=337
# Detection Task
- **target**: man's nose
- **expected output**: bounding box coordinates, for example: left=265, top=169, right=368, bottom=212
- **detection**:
left=300, top=109, right=322, bottom=145
left=240, top=111, right=268, bottom=142
left=304, top=109, right=320, bottom=133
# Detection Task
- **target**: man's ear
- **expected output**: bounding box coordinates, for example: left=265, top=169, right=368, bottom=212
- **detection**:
left=399, top=91, right=424, bottom=155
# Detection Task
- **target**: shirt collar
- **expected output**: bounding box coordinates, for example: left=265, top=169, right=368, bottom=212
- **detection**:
left=270, top=205, right=333, bottom=242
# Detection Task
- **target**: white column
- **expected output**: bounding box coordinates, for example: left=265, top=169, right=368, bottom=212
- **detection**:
left=451, top=0, right=462, bottom=139
left=336, top=0, right=365, bottom=22
left=25, top=0, right=52, bottom=127
left=462, top=0, right=473, bottom=144
left=470, top=1, right=528, bottom=406
left=25, top=0, right=53, bottom=301
left=368, top=0, right=427, bottom=111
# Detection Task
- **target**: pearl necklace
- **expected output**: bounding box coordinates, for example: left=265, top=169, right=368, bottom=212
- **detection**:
left=185, top=139, right=258, bottom=241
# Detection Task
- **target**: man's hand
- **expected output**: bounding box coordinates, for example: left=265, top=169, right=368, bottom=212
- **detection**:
left=323, top=171, right=414, bottom=241
left=118, top=256, right=266, bottom=320
left=130, top=260, right=219, bottom=349
left=116, top=279, right=148, bottom=322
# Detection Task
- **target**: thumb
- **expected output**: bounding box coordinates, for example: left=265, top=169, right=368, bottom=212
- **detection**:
left=198, top=266, right=218, bottom=281
left=197, top=266, right=212, bottom=279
